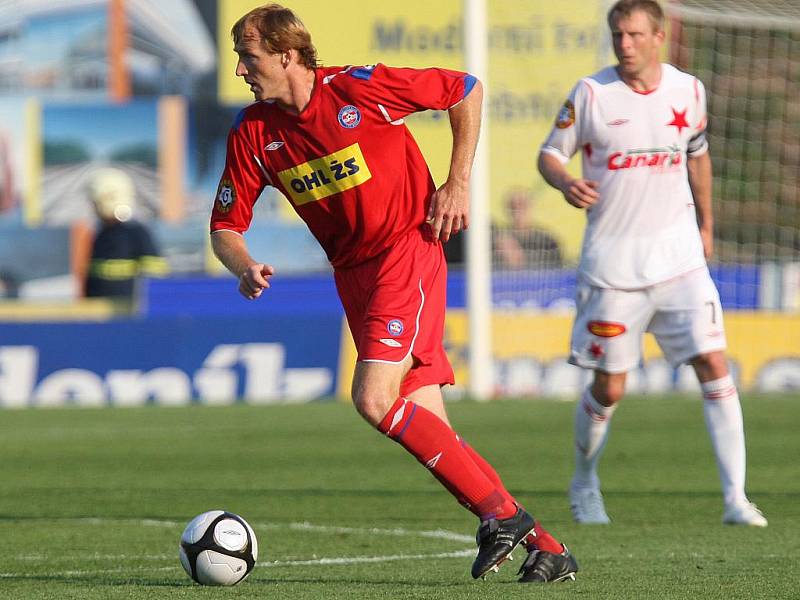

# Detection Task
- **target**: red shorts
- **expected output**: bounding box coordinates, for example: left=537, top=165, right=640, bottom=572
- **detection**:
left=334, top=227, right=455, bottom=396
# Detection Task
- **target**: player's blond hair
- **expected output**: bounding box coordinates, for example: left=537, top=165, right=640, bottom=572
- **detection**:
left=607, top=0, right=665, bottom=33
left=231, top=4, right=319, bottom=69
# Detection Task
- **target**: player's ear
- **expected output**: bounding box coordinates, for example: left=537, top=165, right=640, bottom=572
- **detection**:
left=281, top=50, right=292, bottom=68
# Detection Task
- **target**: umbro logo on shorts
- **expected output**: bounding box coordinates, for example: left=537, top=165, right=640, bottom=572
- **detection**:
left=379, top=338, right=402, bottom=348
left=265, top=141, right=285, bottom=151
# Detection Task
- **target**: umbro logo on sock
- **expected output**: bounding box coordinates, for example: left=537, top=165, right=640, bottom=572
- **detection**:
left=425, top=452, right=443, bottom=469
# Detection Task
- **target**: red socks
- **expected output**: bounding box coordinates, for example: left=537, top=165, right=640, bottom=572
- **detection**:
left=378, top=396, right=564, bottom=553
left=378, top=397, right=517, bottom=520
left=459, top=439, right=514, bottom=504
left=460, top=438, right=563, bottom=553
left=524, top=521, right=564, bottom=554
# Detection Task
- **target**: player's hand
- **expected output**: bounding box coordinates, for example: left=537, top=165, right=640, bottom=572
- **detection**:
left=239, top=263, right=275, bottom=300
left=699, top=227, right=714, bottom=259
left=427, top=179, right=470, bottom=243
left=562, top=178, right=600, bottom=209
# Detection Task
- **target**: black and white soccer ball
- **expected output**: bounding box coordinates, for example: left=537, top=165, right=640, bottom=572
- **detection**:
left=179, top=510, right=258, bottom=586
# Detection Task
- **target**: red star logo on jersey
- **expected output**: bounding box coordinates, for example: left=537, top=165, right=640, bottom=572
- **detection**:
left=667, top=108, right=689, bottom=135
left=589, top=342, right=604, bottom=358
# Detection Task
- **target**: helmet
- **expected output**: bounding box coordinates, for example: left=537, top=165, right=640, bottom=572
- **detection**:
left=88, top=168, right=134, bottom=222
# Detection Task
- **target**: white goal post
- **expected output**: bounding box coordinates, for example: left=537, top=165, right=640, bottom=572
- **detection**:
left=464, top=0, right=493, bottom=400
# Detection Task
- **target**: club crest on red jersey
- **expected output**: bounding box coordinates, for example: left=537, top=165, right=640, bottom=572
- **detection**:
left=555, top=99, right=575, bottom=129
left=387, top=319, right=404, bottom=337
left=215, top=179, right=235, bottom=213
left=338, top=105, right=362, bottom=129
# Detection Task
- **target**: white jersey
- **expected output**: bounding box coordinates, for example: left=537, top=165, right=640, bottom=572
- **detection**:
left=542, top=63, right=709, bottom=289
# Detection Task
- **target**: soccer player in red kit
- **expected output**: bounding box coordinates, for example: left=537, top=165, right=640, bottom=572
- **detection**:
left=210, top=4, right=577, bottom=583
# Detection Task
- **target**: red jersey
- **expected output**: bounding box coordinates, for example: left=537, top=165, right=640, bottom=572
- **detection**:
left=210, top=64, right=476, bottom=268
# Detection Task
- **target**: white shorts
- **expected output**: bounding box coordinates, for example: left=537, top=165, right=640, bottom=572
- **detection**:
left=569, top=267, right=727, bottom=373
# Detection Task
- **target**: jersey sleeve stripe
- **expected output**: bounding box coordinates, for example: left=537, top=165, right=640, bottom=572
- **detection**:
left=210, top=228, right=244, bottom=236
left=350, top=65, right=376, bottom=80
left=540, top=145, right=572, bottom=164
left=233, top=108, right=247, bottom=130
left=463, top=74, right=477, bottom=97
left=377, top=103, right=404, bottom=125
left=252, top=154, right=273, bottom=184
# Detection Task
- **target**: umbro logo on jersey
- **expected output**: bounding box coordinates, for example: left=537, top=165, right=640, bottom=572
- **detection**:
left=606, top=119, right=629, bottom=126
left=265, top=141, right=285, bottom=151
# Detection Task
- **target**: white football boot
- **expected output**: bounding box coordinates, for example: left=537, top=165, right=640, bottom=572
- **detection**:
left=569, top=484, right=611, bottom=524
left=722, top=501, right=768, bottom=527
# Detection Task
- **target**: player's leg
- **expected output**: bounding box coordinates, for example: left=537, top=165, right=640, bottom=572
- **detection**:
left=343, top=229, right=536, bottom=578
left=408, top=383, right=569, bottom=565
left=691, top=351, right=767, bottom=526
left=353, top=357, right=514, bottom=519
left=651, top=267, right=766, bottom=526
left=567, top=282, right=648, bottom=523
left=568, top=370, right=625, bottom=524
left=354, top=361, right=534, bottom=578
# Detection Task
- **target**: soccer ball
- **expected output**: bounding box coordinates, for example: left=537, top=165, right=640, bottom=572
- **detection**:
left=179, top=510, right=258, bottom=586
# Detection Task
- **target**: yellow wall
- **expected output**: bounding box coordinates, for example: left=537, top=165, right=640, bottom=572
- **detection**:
left=337, top=311, right=800, bottom=397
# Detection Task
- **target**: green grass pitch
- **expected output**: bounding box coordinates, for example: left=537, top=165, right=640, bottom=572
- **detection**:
left=0, top=394, right=797, bottom=599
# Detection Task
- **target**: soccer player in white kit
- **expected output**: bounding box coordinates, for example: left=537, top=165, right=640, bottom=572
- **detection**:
left=538, top=0, right=767, bottom=527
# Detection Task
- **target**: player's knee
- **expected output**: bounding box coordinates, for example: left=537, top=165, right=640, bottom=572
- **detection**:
left=591, top=377, right=625, bottom=406
left=691, top=351, right=728, bottom=380
left=351, top=388, right=395, bottom=428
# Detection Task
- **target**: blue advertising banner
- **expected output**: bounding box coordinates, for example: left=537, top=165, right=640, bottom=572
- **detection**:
left=0, top=316, right=342, bottom=408
left=142, top=264, right=761, bottom=320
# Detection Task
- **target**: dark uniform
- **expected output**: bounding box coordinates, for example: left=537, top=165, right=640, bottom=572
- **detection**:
left=85, top=220, right=168, bottom=299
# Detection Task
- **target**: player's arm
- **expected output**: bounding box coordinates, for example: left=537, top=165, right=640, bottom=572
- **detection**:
left=537, top=84, right=599, bottom=209
left=210, top=113, right=273, bottom=300
left=427, top=78, right=483, bottom=242
left=211, top=230, right=274, bottom=300
left=537, top=152, right=599, bottom=209
left=687, top=151, right=714, bottom=259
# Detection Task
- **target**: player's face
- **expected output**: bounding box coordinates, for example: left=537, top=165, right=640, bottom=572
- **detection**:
left=234, top=28, right=288, bottom=102
left=610, top=10, right=664, bottom=78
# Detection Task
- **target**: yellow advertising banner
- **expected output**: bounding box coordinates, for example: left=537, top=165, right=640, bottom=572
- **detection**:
left=337, top=312, right=800, bottom=398
left=217, top=0, right=610, bottom=256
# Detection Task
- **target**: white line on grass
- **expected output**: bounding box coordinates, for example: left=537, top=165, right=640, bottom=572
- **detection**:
left=0, top=549, right=475, bottom=579
left=44, top=517, right=474, bottom=543
left=2, top=518, right=476, bottom=579
left=277, top=521, right=474, bottom=543
left=259, top=548, right=475, bottom=567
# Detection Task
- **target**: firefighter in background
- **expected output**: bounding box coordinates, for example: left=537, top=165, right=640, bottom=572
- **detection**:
left=85, top=168, right=168, bottom=299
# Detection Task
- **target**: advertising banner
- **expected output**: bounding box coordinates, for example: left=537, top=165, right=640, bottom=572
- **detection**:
left=0, top=316, right=341, bottom=408
left=338, top=311, right=800, bottom=398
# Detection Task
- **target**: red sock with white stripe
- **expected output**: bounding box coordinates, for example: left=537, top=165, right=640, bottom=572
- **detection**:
left=459, top=439, right=563, bottom=554
left=701, top=374, right=747, bottom=506
left=378, top=397, right=517, bottom=520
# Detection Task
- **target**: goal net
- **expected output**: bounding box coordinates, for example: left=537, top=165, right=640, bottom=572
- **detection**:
left=667, top=0, right=800, bottom=308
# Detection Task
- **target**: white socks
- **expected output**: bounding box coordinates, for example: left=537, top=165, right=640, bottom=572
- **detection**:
left=701, top=375, right=747, bottom=507
left=572, top=386, right=616, bottom=490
